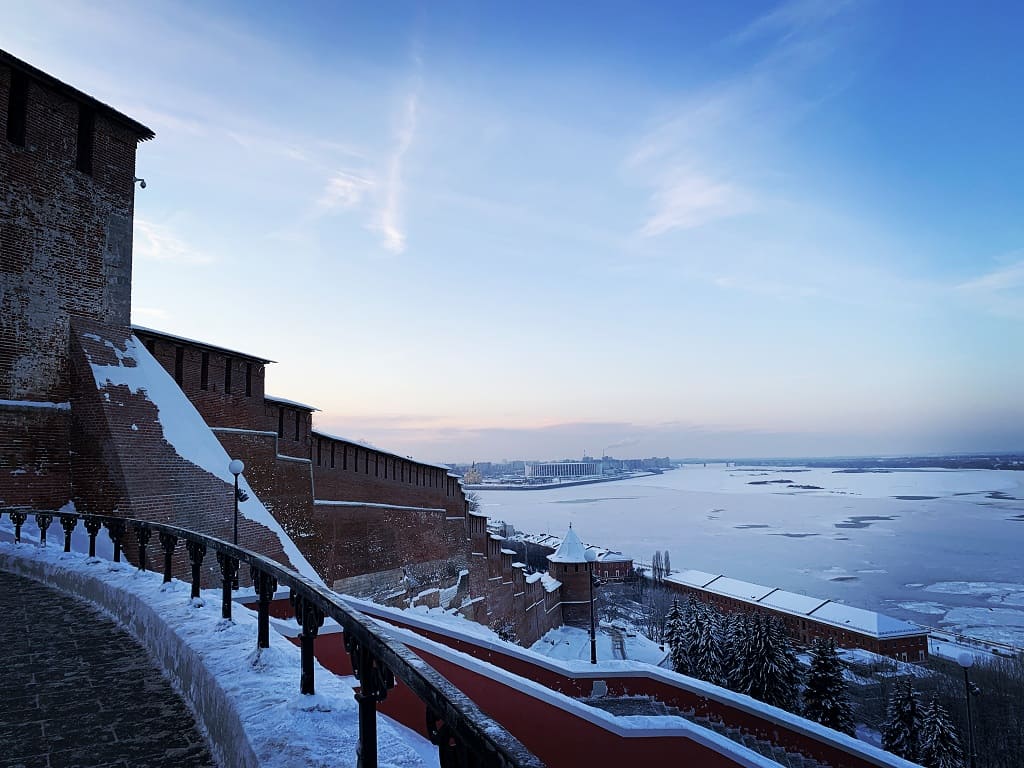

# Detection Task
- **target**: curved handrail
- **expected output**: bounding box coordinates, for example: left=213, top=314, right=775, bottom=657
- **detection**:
left=0, top=507, right=544, bottom=768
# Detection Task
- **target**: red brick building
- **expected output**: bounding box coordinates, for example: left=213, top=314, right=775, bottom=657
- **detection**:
left=661, top=569, right=929, bottom=661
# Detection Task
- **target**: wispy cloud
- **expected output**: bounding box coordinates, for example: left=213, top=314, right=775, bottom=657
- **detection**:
left=630, top=0, right=861, bottom=240
left=133, top=219, right=212, bottom=265
left=317, top=170, right=374, bottom=211
left=371, top=91, right=419, bottom=253
left=956, top=256, right=1024, bottom=319
left=731, top=0, right=859, bottom=47
left=639, top=173, right=750, bottom=236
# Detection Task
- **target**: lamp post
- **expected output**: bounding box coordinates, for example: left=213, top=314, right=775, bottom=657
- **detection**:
left=229, top=459, right=245, bottom=546
left=957, top=651, right=977, bottom=768
left=585, top=548, right=598, bottom=664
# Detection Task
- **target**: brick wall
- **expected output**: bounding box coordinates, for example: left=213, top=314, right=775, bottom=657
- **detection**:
left=311, top=432, right=466, bottom=518
left=133, top=330, right=269, bottom=432
left=1, top=62, right=139, bottom=403
left=66, top=320, right=299, bottom=586
left=0, top=404, right=72, bottom=508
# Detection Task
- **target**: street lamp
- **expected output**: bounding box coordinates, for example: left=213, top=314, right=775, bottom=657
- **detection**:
left=229, top=459, right=245, bottom=545
left=957, top=651, right=977, bottom=768
left=585, top=548, right=598, bottom=664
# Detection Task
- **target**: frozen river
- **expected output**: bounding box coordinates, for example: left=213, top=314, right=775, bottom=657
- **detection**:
left=476, top=465, right=1024, bottom=647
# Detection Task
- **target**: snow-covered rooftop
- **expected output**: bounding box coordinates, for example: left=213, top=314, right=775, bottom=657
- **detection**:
left=547, top=527, right=588, bottom=563
left=131, top=325, right=275, bottom=363
left=312, top=429, right=453, bottom=473
left=759, top=589, right=829, bottom=615
left=666, top=569, right=720, bottom=589
left=809, top=601, right=923, bottom=639
left=265, top=394, right=320, bottom=412
left=705, top=576, right=775, bottom=602
left=663, top=563, right=923, bottom=639
left=597, top=550, right=632, bottom=563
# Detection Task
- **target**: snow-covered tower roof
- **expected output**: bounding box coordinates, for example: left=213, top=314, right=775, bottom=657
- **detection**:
left=547, top=526, right=588, bottom=564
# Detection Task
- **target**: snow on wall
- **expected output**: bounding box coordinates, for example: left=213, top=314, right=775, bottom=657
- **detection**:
left=379, top=621, right=780, bottom=768
left=345, top=595, right=922, bottom=768
left=86, top=334, right=324, bottom=586
left=0, top=399, right=71, bottom=410
left=0, top=541, right=431, bottom=768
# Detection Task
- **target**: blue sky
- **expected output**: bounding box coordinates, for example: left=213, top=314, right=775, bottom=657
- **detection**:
left=6, top=1, right=1023, bottom=461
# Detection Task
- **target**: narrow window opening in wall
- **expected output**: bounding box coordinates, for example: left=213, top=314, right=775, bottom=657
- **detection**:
left=317, top=439, right=322, bottom=466
left=330, top=443, right=335, bottom=469
left=200, top=352, right=209, bottom=390
left=174, top=347, right=184, bottom=385
left=294, top=411, right=300, bottom=440
left=224, top=356, right=233, bottom=394
left=278, top=408, right=284, bottom=438
left=384, top=458, right=388, bottom=479
left=364, top=451, right=369, bottom=473
left=574, top=565, right=579, bottom=573
left=245, top=363, right=252, bottom=397
left=6, top=71, right=28, bottom=146
left=343, top=446, right=348, bottom=470
left=75, top=105, right=95, bottom=176
left=375, top=454, right=379, bottom=477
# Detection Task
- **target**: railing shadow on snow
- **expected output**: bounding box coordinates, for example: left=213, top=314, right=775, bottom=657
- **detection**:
left=0, top=507, right=543, bottom=768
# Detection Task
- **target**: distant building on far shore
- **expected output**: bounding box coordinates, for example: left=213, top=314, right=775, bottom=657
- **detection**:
left=524, top=461, right=601, bottom=480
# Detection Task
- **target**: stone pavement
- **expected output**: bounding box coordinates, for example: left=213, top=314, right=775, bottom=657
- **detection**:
left=0, top=570, right=217, bottom=768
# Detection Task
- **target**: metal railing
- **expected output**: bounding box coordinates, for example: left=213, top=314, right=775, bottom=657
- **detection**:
left=1, top=507, right=544, bottom=768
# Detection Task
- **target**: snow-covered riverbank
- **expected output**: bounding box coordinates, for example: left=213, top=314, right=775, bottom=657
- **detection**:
left=478, top=465, right=1024, bottom=647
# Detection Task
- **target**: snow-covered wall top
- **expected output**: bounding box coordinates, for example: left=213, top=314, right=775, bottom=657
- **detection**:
left=85, top=332, right=324, bottom=586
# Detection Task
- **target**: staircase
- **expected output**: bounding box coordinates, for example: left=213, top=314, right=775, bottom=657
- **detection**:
left=583, top=695, right=830, bottom=768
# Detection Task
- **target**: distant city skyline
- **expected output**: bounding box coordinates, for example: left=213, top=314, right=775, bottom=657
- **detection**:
left=6, top=1, right=1023, bottom=463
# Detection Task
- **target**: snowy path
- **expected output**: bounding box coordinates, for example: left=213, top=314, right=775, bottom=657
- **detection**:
left=0, top=570, right=215, bottom=767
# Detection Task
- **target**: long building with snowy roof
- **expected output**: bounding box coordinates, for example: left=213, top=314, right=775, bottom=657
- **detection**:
left=661, top=569, right=929, bottom=661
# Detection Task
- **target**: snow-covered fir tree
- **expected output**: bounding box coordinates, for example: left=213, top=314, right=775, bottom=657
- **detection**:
left=882, top=679, right=921, bottom=760
left=664, top=599, right=689, bottom=674
left=918, top=695, right=964, bottom=768
left=723, top=611, right=750, bottom=691
left=688, top=601, right=725, bottom=686
left=801, top=637, right=855, bottom=735
left=730, top=614, right=800, bottom=711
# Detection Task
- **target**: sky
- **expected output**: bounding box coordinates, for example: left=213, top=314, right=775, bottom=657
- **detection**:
left=5, top=1, right=1023, bottom=462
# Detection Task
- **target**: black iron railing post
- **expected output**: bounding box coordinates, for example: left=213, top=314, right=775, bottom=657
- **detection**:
left=83, top=516, right=102, bottom=557
left=345, top=635, right=396, bottom=768
left=34, top=513, right=52, bottom=546
left=9, top=510, right=27, bottom=543
left=105, top=519, right=125, bottom=562
left=59, top=513, right=77, bottom=552
left=291, top=591, right=325, bottom=695
left=135, top=524, right=151, bottom=571
left=159, top=531, right=177, bottom=583
left=186, top=540, right=206, bottom=599
left=426, top=710, right=458, bottom=767
left=217, top=552, right=239, bottom=620
left=253, top=569, right=277, bottom=649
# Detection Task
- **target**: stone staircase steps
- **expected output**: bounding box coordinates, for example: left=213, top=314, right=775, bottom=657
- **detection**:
left=583, top=696, right=830, bottom=768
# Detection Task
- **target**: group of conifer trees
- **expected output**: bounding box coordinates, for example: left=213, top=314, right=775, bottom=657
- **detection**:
left=882, top=679, right=965, bottom=767
left=663, top=597, right=849, bottom=727
left=661, top=597, right=965, bottom=767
